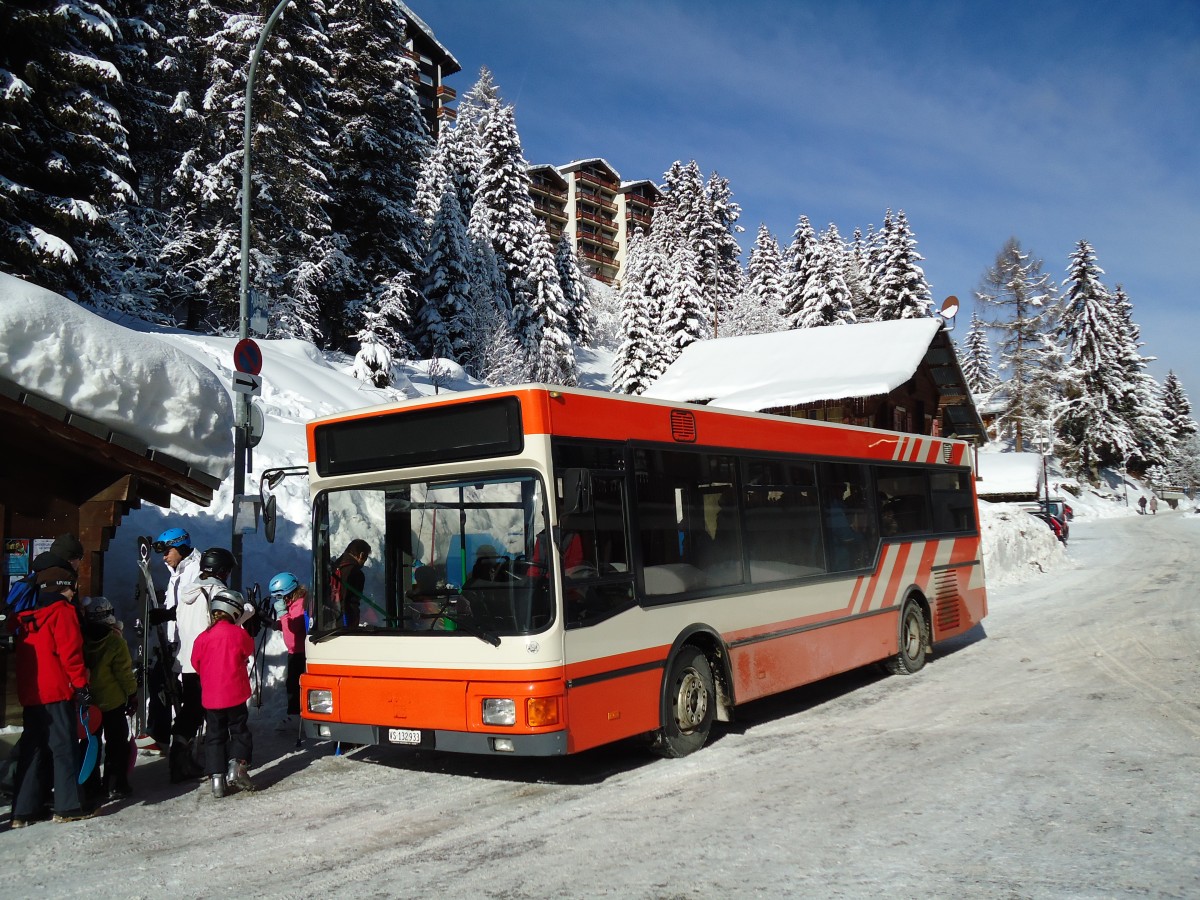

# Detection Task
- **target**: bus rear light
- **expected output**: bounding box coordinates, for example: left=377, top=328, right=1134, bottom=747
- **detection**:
left=526, top=697, right=561, bottom=727
left=308, top=689, right=334, bottom=715
left=482, top=698, right=517, bottom=726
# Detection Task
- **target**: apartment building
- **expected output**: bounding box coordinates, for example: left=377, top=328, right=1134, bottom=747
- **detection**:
left=397, top=2, right=461, bottom=136
left=532, top=160, right=663, bottom=285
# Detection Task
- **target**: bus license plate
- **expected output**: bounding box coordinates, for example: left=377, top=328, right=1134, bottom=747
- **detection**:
left=388, top=728, right=421, bottom=745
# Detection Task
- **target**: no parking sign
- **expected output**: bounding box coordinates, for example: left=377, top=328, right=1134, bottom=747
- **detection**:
left=234, top=338, right=263, bottom=375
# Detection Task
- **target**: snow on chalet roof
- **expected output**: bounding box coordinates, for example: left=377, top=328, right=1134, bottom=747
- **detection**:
left=0, top=272, right=233, bottom=479
left=646, top=318, right=942, bottom=411
left=974, top=451, right=1044, bottom=498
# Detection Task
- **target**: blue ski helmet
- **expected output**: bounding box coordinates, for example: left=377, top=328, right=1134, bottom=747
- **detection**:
left=153, top=527, right=191, bottom=555
left=269, top=572, right=300, bottom=599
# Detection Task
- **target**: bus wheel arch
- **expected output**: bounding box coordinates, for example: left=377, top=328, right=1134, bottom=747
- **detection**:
left=884, top=591, right=931, bottom=676
left=650, top=628, right=729, bottom=758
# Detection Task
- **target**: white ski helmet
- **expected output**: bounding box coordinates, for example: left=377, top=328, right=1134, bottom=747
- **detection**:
left=209, top=587, right=245, bottom=621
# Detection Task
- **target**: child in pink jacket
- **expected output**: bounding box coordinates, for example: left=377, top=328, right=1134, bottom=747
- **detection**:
left=191, top=587, right=256, bottom=798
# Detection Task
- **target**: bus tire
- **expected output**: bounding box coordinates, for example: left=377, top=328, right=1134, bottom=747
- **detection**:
left=653, top=647, right=715, bottom=758
left=884, top=597, right=928, bottom=676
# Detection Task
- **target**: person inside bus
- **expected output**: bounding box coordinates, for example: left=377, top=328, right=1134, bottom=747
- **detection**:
left=331, top=539, right=370, bottom=628
left=406, top=565, right=443, bottom=631
left=825, top=490, right=861, bottom=570
left=464, top=545, right=509, bottom=586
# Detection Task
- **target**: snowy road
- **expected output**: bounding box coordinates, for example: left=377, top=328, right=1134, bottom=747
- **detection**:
left=5, top=513, right=1199, bottom=899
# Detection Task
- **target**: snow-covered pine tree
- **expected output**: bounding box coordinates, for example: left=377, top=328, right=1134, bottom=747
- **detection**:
left=648, top=160, right=711, bottom=337
left=781, top=214, right=817, bottom=328
left=1107, top=285, right=1172, bottom=470
left=523, top=225, right=576, bottom=386
left=701, top=171, right=744, bottom=336
left=473, top=103, right=541, bottom=328
left=960, top=311, right=999, bottom=396
left=975, top=237, right=1055, bottom=451
left=874, top=209, right=933, bottom=320
left=795, top=224, right=855, bottom=328
left=611, top=232, right=659, bottom=395
left=727, top=223, right=785, bottom=336
left=556, top=231, right=592, bottom=347
left=847, top=227, right=876, bottom=322
left=325, top=0, right=430, bottom=354
left=0, top=0, right=136, bottom=297
left=1161, top=370, right=1198, bottom=451
left=661, top=242, right=706, bottom=362
left=164, top=0, right=338, bottom=341
left=420, top=185, right=472, bottom=361
left=1056, top=240, right=1138, bottom=476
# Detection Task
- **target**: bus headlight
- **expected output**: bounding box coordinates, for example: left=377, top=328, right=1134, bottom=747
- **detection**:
left=308, top=689, right=334, bottom=715
left=482, top=698, right=516, bottom=726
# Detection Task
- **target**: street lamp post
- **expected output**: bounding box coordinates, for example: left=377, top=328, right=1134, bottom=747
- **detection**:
left=1033, top=434, right=1052, bottom=508
left=232, top=0, right=293, bottom=592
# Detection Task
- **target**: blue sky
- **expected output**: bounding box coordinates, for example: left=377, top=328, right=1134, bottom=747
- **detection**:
left=419, top=0, right=1200, bottom=397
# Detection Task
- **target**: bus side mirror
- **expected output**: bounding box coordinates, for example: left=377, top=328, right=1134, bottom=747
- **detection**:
left=263, top=495, right=277, bottom=543
left=561, top=468, right=593, bottom=516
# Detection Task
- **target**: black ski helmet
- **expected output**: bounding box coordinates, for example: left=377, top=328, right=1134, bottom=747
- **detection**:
left=199, top=547, right=236, bottom=581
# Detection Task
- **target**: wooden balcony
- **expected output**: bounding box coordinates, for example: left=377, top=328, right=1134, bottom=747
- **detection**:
left=533, top=199, right=568, bottom=222
left=530, top=179, right=567, bottom=200
left=436, top=84, right=456, bottom=100
left=437, top=106, right=457, bottom=121
left=578, top=230, right=618, bottom=251
left=577, top=207, right=618, bottom=231
left=573, top=169, right=619, bottom=193
left=576, top=188, right=617, bottom=212
left=625, top=209, right=653, bottom=228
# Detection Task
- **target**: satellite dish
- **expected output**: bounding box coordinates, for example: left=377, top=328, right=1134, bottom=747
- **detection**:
left=939, top=295, right=960, bottom=320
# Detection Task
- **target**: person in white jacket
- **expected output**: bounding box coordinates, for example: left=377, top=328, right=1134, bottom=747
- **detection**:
left=149, top=527, right=202, bottom=769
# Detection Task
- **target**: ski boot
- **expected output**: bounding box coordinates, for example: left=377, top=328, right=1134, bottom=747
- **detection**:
left=227, top=759, right=255, bottom=793
left=211, top=774, right=226, bottom=799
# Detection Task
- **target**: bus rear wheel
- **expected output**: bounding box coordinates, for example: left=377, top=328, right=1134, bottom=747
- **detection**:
left=653, top=647, right=715, bottom=758
left=884, top=597, right=928, bottom=675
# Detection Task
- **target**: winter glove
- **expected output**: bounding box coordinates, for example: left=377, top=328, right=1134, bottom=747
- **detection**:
left=148, top=606, right=176, bottom=625
left=125, top=694, right=138, bottom=716
left=74, top=686, right=93, bottom=706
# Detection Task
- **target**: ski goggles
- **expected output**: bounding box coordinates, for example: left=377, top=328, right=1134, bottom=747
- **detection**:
left=152, top=540, right=187, bottom=554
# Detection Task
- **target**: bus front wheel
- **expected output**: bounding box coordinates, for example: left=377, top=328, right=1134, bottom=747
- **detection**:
left=884, top=597, right=929, bottom=675
left=653, top=647, right=715, bottom=758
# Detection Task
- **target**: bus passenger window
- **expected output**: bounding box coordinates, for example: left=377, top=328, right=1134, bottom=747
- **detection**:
left=742, top=459, right=826, bottom=582
left=820, top=462, right=877, bottom=572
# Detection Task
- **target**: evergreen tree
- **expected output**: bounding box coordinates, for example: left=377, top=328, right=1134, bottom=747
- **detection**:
left=874, top=209, right=932, bottom=320
left=960, top=312, right=999, bottom=396
left=164, top=1, right=338, bottom=341
left=661, top=242, right=707, bottom=359
left=1161, top=370, right=1198, bottom=449
left=1056, top=240, right=1137, bottom=476
left=781, top=214, right=817, bottom=327
left=421, top=186, right=472, bottom=361
left=729, top=223, right=785, bottom=336
left=700, top=171, right=743, bottom=335
left=326, top=0, right=430, bottom=353
left=847, top=226, right=876, bottom=322
left=0, top=0, right=136, bottom=297
left=523, top=225, right=576, bottom=385
left=473, top=103, right=540, bottom=323
left=975, top=238, right=1055, bottom=450
left=795, top=224, right=855, bottom=328
left=556, top=231, right=592, bottom=346
left=612, top=233, right=660, bottom=395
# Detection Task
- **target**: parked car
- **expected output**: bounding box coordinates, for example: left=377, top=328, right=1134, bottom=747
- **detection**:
left=1026, top=508, right=1066, bottom=544
left=1045, top=497, right=1074, bottom=522
left=1021, top=500, right=1070, bottom=542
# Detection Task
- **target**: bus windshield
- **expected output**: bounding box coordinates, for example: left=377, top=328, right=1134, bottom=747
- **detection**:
left=314, top=472, right=554, bottom=638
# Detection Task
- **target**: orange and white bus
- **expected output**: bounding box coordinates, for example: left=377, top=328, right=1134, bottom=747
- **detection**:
left=300, top=385, right=986, bottom=757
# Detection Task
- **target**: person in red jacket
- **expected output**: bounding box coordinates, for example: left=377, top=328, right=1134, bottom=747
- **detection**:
left=191, top=587, right=256, bottom=799
left=10, top=533, right=93, bottom=827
